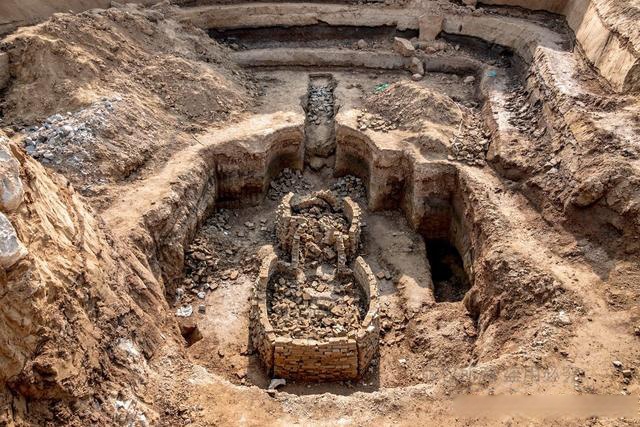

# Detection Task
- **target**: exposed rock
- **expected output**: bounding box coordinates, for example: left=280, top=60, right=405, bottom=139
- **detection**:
left=408, top=57, right=424, bottom=75
left=418, top=14, right=443, bottom=41
left=308, top=156, right=327, bottom=171
left=0, top=212, right=28, bottom=269
left=0, top=53, right=8, bottom=91
left=393, top=37, right=415, bottom=57
left=268, top=378, right=286, bottom=390
left=0, top=140, right=24, bottom=211
left=554, top=310, right=572, bottom=326
left=176, top=305, right=193, bottom=317
left=570, top=175, right=608, bottom=207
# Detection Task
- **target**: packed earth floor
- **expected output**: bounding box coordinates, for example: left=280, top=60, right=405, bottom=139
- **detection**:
left=0, top=1, right=639, bottom=426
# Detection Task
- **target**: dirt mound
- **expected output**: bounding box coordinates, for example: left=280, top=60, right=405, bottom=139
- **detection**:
left=1, top=3, right=253, bottom=125
left=0, top=3, right=258, bottom=202
left=362, top=81, right=462, bottom=132
left=0, top=131, right=184, bottom=425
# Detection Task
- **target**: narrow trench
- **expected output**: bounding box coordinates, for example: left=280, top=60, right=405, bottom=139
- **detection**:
left=303, top=73, right=337, bottom=170
left=426, top=239, right=471, bottom=303
left=209, top=24, right=419, bottom=50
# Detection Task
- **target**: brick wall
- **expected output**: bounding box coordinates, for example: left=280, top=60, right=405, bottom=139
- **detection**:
left=353, top=256, right=379, bottom=377
left=249, top=249, right=278, bottom=374
left=275, top=191, right=362, bottom=259
left=274, top=337, right=358, bottom=381
left=250, top=251, right=379, bottom=381
left=342, top=196, right=362, bottom=257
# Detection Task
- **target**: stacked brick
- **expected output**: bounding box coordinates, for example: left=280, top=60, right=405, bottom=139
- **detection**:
left=342, top=196, right=362, bottom=258
left=353, top=257, right=380, bottom=377
left=273, top=337, right=358, bottom=381
left=275, top=192, right=295, bottom=252
left=249, top=249, right=278, bottom=373
left=274, top=191, right=362, bottom=261
left=250, top=249, right=380, bottom=381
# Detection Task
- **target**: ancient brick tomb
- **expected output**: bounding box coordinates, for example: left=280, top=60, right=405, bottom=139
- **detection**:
left=250, top=191, right=379, bottom=381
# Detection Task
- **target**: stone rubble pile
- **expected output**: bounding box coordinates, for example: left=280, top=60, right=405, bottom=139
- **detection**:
left=379, top=303, right=407, bottom=347
left=306, top=85, right=335, bottom=125
left=332, top=175, right=367, bottom=200
left=268, top=273, right=365, bottom=340
left=22, top=97, right=121, bottom=173
left=505, top=86, right=544, bottom=139
left=356, top=110, right=397, bottom=133
left=267, top=168, right=311, bottom=200
left=450, top=116, right=490, bottom=166
left=202, top=210, right=232, bottom=232
left=276, top=190, right=362, bottom=267
left=292, top=208, right=348, bottom=266
left=278, top=193, right=339, bottom=263
left=176, top=211, right=248, bottom=310
left=180, top=236, right=221, bottom=304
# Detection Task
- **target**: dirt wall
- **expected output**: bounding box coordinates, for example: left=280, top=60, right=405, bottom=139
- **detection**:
left=482, top=0, right=640, bottom=92
left=0, top=1, right=137, bottom=34
left=0, top=134, right=180, bottom=425
left=0, top=53, right=8, bottom=89
left=481, top=0, right=567, bottom=13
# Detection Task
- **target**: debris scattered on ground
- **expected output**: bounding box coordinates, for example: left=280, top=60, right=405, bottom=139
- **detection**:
left=450, top=114, right=490, bottom=166
left=176, top=305, right=193, bottom=318
left=331, top=175, right=367, bottom=201
left=268, top=378, right=286, bottom=390
left=268, top=169, right=310, bottom=200
left=21, top=97, right=121, bottom=187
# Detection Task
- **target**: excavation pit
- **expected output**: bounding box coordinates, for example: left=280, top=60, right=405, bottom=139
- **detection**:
left=169, top=69, right=490, bottom=388
left=426, top=238, right=471, bottom=303
left=4, top=1, right=639, bottom=424
left=178, top=163, right=482, bottom=388
left=170, top=66, right=485, bottom=386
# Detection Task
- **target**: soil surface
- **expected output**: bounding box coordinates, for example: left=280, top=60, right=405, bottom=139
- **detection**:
left=0, top=1, right=639, bottom=426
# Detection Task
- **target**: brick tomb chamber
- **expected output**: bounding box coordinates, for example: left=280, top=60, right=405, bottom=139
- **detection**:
left=250, top=190, right=380, bottom=381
